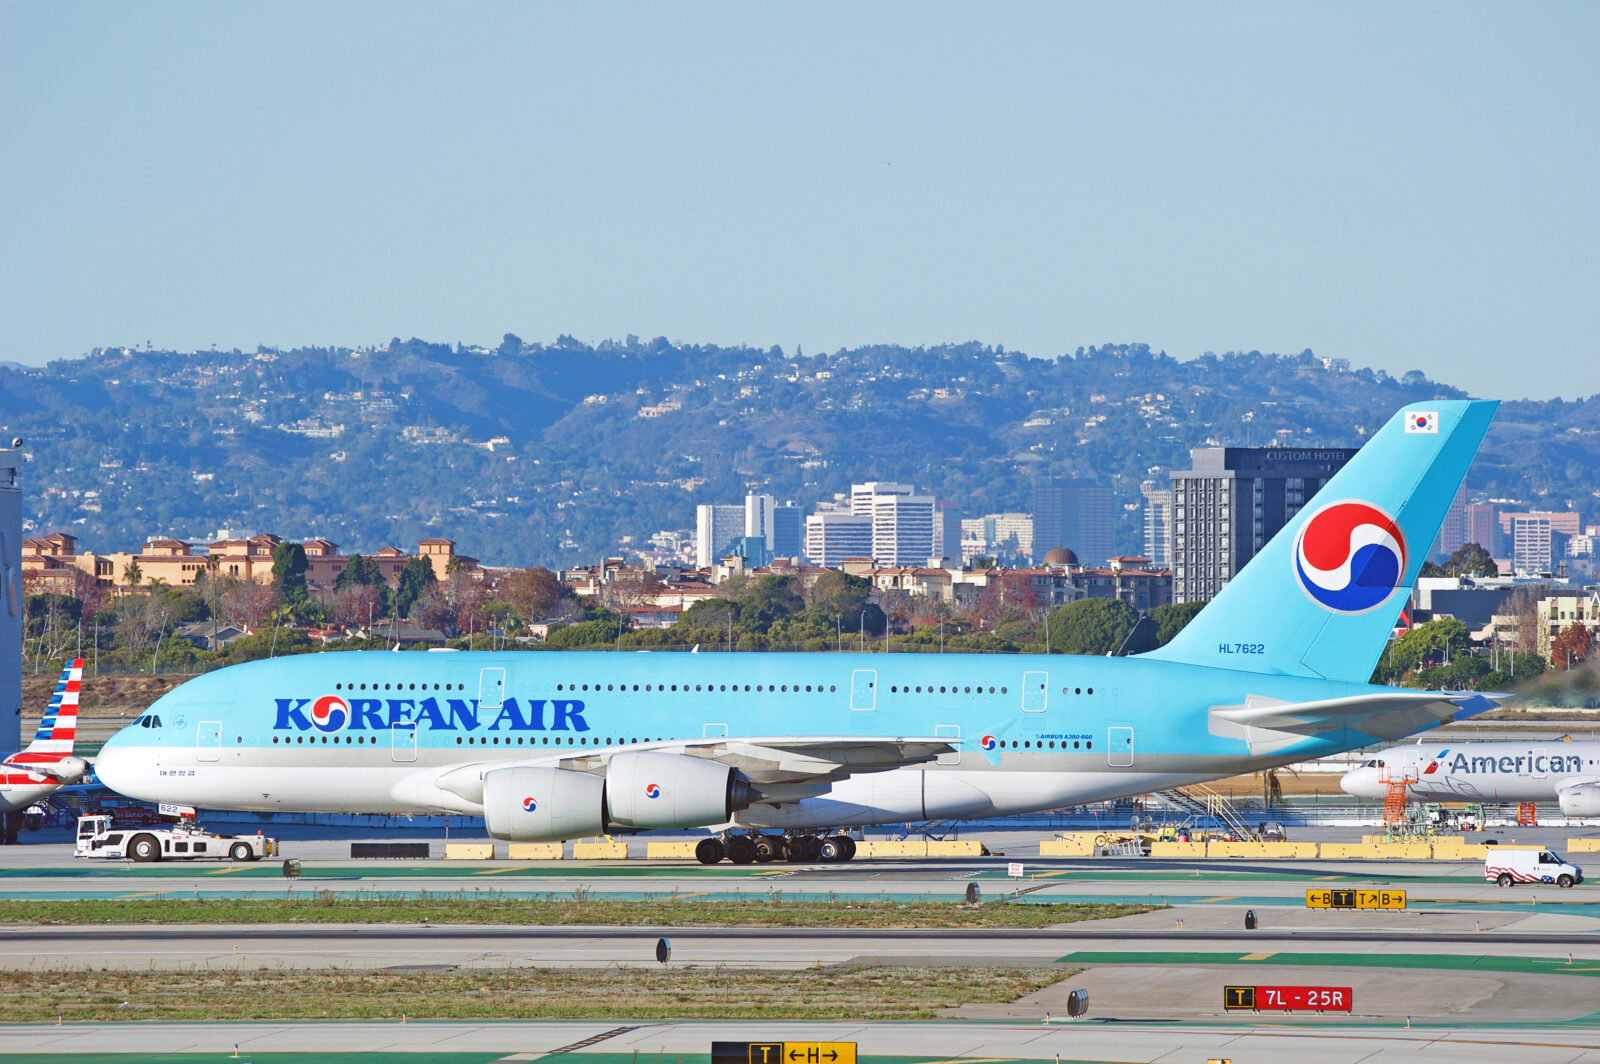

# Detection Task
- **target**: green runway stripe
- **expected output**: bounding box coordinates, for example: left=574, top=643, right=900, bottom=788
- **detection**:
left=1058, top=950, right=1600, bottom=977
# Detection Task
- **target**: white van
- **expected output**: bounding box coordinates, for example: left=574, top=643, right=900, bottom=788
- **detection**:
left=1484, top=847, right=1583, bottom=888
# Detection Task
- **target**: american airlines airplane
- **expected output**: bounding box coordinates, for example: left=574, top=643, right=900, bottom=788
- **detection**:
left=1342, top=740, right=1600, bottom=816
left=1, top=659, right=88, bottom=841
left=96, top=402, right=1501, bottom=863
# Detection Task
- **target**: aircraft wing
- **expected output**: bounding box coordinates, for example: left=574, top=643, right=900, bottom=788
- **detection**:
left=549, top=736, right=953, bottom=784
left=1210, top=691, right=1498, bottom=754
left=419, top=736, right=954, bottom=811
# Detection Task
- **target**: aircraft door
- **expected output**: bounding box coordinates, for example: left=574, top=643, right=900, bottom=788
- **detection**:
left=391, top=721, right=417, bottom=762
left=479, top=667, right=506, bottom=711
left=196, top=720, right=222, bottom=762
left=851, top=669, right=877, bottom=711
left=1108, top=726, right=1134, bottom=768
left=1022, top=671, right=1048, bottom=713
left=935, top=723, right=961, bottom=766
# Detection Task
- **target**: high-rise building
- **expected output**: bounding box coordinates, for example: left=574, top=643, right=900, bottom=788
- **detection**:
left=1435, top=485, right=1469, bottom=559
left=958, top=513, right=1034, bottom=562
left=851, top=481, right=913, bottom=516
left=933, top=501, right=963, bottom=564
left=695, top=504, right=745, bottom=567
left=744, top=493, right=775, bottom=545
left=870, top=492, right=935, bottom=566
left=771, top=503, right=803, bottom=562
left=1170, top=446, right=1357, bottom=604
left=1512, top=515, right=1554, bottom=574
left=805, top=511, right=873, bottom=567
left=1033, top=478, right=1114, bottom=567
left=1464, top=502, right=1497, bottom=555
left=1140, top=480, right=1173, bottom=568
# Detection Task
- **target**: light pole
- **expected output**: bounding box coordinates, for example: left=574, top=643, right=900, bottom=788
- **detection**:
left=860, top=610, right=866, bottom=652
left=835, top=614, right=841, bottom=652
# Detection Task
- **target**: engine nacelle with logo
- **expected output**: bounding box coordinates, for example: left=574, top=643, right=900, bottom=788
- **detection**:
left=605, top=751, right=752, bottom=830
left=1558, top=783, right=1600, bottom=817
left=482, top=766, right=606, bottom=842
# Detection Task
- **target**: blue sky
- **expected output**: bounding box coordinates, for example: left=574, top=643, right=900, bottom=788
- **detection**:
left=4, top=4, right=1596, bottom=399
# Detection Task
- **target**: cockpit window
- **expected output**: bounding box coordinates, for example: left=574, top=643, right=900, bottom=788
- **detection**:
left=139, top=715, right=163, bottom=729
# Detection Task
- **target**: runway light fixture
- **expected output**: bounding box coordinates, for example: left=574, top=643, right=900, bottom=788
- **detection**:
left=656, top=936, right=671, bottom=964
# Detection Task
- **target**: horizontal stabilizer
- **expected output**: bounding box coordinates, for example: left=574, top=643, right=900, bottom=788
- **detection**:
left=1210, top=690, right=1497, bottom=755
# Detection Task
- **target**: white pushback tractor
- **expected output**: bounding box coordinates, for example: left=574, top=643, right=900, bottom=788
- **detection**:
left=75, top=809, right=277, bottom=863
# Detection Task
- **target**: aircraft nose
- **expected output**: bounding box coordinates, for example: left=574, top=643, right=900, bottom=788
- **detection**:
left=1339, top=767, right=1382, bottom=799
left=93, top=736, right=151, bottom=800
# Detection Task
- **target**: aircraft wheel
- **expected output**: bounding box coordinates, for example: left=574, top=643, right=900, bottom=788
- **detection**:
left=129, top=834, right=162, bottom=863
left=753, top=836, right=780, bottom=863
left=840, top=836, right=857, bottom=861
left=795, top=835, right=822, bottom=862
left=694, top=838, right=725, bottom=865
left=818, top=837, right=845, bottom=862
left=784, top=835, right=810, bottom=862
left=1496, top=873, right=1514, bottom=887
left=1559, top=874, right=1575, bottom=888
left=725, top=835, right=756, bottom=865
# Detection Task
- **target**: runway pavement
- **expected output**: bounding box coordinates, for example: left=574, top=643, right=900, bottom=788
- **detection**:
left=4, top=1018, right=1600, bottom=1064
left=3, top=845, right=1600, bottom=1059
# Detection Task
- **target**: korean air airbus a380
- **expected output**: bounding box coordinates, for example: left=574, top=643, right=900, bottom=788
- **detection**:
left=97, top=402, right=1501, bottom=863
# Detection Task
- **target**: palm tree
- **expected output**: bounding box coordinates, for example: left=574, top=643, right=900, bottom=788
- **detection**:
left=123, top=559, right=143, bottom=590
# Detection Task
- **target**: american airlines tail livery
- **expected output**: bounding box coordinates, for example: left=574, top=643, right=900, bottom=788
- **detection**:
left=97, top=402, right=1501, bottom=863
left=2, top=658, right=88, bottom=831
left=1342, top=740, right=1600, bottom=816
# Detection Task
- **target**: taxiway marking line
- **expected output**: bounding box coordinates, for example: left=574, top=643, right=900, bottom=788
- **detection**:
left=473, top=867, right=527, bottom=875
left=1198, top=895, right=1238, bottom=902
left=1239, top=952, right=1277, bottom=961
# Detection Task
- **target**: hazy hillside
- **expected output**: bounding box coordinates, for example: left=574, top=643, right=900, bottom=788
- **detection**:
left=2, top=338, right=1595, bottom=567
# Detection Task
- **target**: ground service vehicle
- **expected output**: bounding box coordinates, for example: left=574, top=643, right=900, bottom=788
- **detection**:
left=1485, top=847, right=1583, bottom=887
left=74, top=815, right=278, bottom=862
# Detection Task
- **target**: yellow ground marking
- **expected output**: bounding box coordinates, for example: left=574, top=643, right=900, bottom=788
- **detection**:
left=1029, top=870, right=1072, bottom=878
left=667, top=891, right=710, bottom=901
left=115, top=891, right=168, bottom=899
left=1198, top=895, right=1238, bottom=902
left=204, top=866, right=253, bottom=875
left=1239, top=952, right=1277, bottom=961
left=472, top=867, right=527, bottom=875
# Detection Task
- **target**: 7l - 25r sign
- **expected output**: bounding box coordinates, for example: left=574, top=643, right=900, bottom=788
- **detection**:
left=1225, top=985, right=1353, bottom=1012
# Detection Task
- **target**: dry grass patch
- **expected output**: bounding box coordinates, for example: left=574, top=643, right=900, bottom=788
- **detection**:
left=0, top=965, right=1072, bottom=1022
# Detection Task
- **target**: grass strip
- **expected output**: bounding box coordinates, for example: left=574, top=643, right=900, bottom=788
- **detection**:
left=0, top=895, right=1154, bottom=928
left=1058, top=950, right=1600, bottom=978
left=0, top=965, right=1071, bottom=1023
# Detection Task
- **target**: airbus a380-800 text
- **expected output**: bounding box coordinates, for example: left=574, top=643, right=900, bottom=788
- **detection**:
left=96, top=402, right=1500, bottom=863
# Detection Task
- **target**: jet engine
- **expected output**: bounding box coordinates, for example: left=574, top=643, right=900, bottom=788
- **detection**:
left=1559, top=783, right=1600, bottom=817
left=482, top=766, right=607, bottom=842
left=605, top=751, right=752, bottom=830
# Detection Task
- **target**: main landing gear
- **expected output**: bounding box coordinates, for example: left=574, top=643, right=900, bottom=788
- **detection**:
left=694, top=831, right=857, bottom=865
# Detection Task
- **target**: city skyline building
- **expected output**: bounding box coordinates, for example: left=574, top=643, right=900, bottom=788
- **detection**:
left=1170, top=445, right=1356, bottom=604
left=1033, top=478, right=1114, bottom=568
left=1140, top=479, right=1173, bottom=568
left=694, top=503, right=745, bottom=568
left=1512, top=514, right=1554, bottom=574
left=1435, top=484, right=1469, bottom=559
left=804, top=510, right=873, bottom=567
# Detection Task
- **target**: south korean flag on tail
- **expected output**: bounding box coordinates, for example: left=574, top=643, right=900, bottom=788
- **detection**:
left=1405, top=410, right=1439, bottom=434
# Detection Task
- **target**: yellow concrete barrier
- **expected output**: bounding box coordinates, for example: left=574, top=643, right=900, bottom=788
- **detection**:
left=1432, top=843, right=1489, bottom=861
left=1039, top=838, right=1095, bottom=857
left=858, top=840, right=928, bottom=858
left=645, top=841, right=698, bottom=859
left=1568, top=838, right=1600, bottom=853
left=1373, top=842, right=1433, bottom=860
left=507, top=843, right=563, bottom=860
left=444, top=843, right=494, bottom=860
left=573, top=841, right=629, bottom=860
left=1149, top=841, right=1207, bottom=858
left=1319, top=842, right=1381, bottom=860
left=1208, top=841, right=1317, bottom=859
left=927, top=840, right=983, bottom=857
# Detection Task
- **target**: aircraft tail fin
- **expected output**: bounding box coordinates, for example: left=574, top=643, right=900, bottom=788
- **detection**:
left=25, top=658, right=83, bottom=755
left=1143, top=401, right=1498, bottom=683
